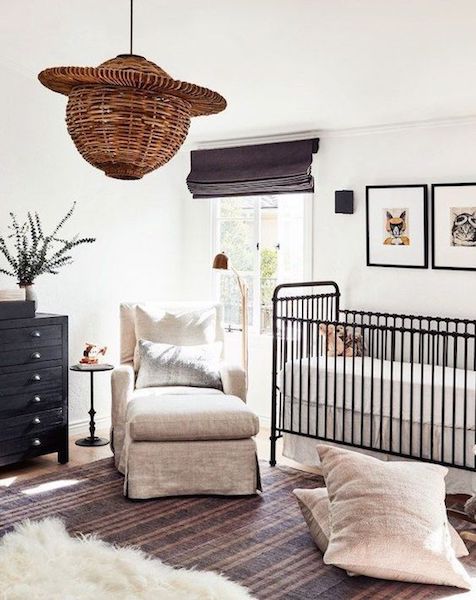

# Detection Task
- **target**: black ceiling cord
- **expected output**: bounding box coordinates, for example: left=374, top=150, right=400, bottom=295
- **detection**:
left=129, top=0, right=134, bottom=55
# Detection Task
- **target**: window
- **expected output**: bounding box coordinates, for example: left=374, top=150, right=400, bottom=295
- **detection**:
left=212, top=194, right=312, bottom=334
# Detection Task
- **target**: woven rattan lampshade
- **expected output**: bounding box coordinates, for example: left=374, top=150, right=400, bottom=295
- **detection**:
left=38, top=54, right=226, bottom=180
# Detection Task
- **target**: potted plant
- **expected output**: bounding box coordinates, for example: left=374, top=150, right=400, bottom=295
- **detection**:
left=0, top=203, right=95, bottom=308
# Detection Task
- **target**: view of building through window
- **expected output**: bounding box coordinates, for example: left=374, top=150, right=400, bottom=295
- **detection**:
left=213, top=194, right=310, bottom=334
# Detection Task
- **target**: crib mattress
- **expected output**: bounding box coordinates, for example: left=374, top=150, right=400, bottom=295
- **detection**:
left=280, top=356, right=476, bottom=430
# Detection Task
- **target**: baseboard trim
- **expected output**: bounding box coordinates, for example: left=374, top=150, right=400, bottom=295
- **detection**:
left=69, top=415, right=111, bottom=436
left=259, top=415, right=271, bottom=428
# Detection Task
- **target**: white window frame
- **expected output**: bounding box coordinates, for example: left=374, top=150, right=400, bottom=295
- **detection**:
left=210, top=194, right=314, bottom=334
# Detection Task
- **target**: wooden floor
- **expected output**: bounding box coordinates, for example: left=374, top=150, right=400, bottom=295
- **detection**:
left=0, top=426, right=320, bottom=489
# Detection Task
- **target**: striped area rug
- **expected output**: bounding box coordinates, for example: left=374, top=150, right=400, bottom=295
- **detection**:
left=0, top=458, right=474, bottom=599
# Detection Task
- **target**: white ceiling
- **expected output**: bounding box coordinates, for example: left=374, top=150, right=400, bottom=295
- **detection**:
left=2, top=0, right=476, bottom=141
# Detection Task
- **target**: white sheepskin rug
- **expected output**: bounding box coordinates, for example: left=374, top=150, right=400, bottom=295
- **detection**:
left=0, top=518, right=254, bottom=600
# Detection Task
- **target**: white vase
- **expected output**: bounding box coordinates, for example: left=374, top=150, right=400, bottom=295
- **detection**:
left=19, top=284, right=37, bottom=311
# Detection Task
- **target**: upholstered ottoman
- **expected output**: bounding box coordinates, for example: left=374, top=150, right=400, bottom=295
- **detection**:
left=122, top=394, right=261, bottom=499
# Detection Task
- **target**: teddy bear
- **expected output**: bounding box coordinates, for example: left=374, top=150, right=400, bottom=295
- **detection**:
left=319, top=323, right=363, bottom=357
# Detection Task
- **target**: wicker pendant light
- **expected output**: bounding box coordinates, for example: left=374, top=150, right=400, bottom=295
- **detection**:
left=38, top=1, right=226, bottom=180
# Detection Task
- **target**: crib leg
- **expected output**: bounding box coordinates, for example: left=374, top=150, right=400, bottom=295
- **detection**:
left=446, top=493, right=475, bottom=541
left=270, top=432, right=277, bottom=467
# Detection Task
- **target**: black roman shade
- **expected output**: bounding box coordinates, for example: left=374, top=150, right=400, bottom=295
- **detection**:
left=187, top=138, right=318, bottom=198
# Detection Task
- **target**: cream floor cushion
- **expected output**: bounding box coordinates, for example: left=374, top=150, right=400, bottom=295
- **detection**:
left=127, top=394, right=260, bottom=442
left=317, top=444, right=472, bottom=589
left=293, top=487, right=469, bottom=558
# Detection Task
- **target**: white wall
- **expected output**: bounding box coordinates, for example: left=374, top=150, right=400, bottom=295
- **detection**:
left=182, top=120, right=476, bottom=420
left=314, top=121, right=476, bottom=317
left=0, top=65, right=188, bottom=427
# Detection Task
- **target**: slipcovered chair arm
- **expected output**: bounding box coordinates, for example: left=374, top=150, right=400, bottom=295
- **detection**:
left=111, top=363, right=135, bottom=428
left=220, top=363, right=247, bottom=402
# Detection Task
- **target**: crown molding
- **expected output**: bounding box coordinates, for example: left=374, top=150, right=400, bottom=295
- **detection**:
left=320, top=115, right=476, bottom=138
left=187, top=115, right=476, bottom=151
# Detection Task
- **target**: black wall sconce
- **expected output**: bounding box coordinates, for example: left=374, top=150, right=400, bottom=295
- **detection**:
left=335, top=190, right=354, bottom=214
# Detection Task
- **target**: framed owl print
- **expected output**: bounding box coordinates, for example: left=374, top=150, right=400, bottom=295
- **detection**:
left=432, top=183, right=476, bottom=271
left=366, top=185, right=428, bottom=268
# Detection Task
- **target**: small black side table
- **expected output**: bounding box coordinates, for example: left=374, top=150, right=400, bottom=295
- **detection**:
left=70, top=364, right=114, bottom=447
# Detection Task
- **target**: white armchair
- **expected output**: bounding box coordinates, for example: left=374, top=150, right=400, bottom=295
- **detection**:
left=111, top=302, right=259, bottom=499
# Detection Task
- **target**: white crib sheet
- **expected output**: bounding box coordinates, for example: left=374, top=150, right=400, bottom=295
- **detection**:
left=280, top=356, right=476, bottom=430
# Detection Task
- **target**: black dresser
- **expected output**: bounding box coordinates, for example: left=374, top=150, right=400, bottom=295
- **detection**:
left=0, top=314, right=68, bottom=467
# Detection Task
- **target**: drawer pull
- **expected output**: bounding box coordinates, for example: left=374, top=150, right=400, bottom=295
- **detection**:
left=32, top=395, right=41, bottom=403
left=31, top=374, right=41, bottom=382
left=31, top=352, right=42, bottom=360
left=32, top=417, right=41, bottom=425
left=31, top=438, right=41, bottom=447
left=31, top=331, right=41, bottom=338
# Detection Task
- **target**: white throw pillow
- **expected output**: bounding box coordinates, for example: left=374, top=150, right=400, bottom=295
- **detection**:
left=134, top=305, right=217, bottom=370
left=293, top=487, right=468, bottom=558
left=317, top=444, right=472, bottom=589
left=136, top=339, right=223, bottom=391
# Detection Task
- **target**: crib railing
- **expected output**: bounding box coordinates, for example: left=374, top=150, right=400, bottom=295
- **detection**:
left=270, top=281, right=476, bottom=472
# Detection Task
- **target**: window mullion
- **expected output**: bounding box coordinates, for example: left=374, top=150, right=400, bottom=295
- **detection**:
left=254, top=198, right=261, bottom=333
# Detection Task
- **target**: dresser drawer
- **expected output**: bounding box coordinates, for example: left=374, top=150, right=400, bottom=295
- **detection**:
left=0, top=390, right=63, bottom=417
left=0, top=366, right=62, bottom=396
left=0, top=345, right=62, bottom=368
left=0, top=324, right=62, bottom=351
left=0, top=408, right=63, bottom=441
left=0, top=429, right=64, bottom=465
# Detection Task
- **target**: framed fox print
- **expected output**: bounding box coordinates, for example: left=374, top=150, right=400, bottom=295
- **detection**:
left=366, top=185, right=428, bottom=268
left=432, top=183, right=476, bottom=271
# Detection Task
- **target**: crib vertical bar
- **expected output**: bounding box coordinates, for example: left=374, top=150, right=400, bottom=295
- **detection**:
left=324, top=322, right=329, bottom=438
left=463, top=328, right=468, bottom=467
left=270, top=293, right=279, bottom=466
left=361, top=324, right=366, bottom=446
left=436, top=320, right=441, bottom=366
left=333, top=322, right=338, bottom=441
left=474, top=324, right=476, bottom=470
left=452, top=337, right=457, bottom=465
left=389, top=327, right=395, bottom=453
left=418, top=319, right=423, bottom=363
left=370, top=327, right=375, bottom=448
left=427, top=319, right=431, bottom=364
left=441, top=333, right=447, bottom=465
left=306, top=298, right=311, bottom=435
left=351, top=321, right=356, bottom=445
left=399, top=330, right=404, bottom=455
left=445, top=321, right=450, bottom=366
left=280, top=300, right=286, bottom=433
left=315, top=298, right=320, bottom=438
left=290, top=300, right=295, bottom=433
left=430, top=332, right=436, bottom=461
left=379, top=327, right=384, bottom=450
left=410, top=329, right=414, bottom=456
left=419, top=332, right=425, bottom=460
left=342, top=321, right=347, bottom=443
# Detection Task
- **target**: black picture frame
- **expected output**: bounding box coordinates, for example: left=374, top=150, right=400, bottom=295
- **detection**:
left=432, top=182, right=476, bottom=271
left=366, top=184, right=429, bottom=269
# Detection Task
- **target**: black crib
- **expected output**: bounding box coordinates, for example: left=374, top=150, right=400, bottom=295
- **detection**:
left=270, top=281, right=476, bottom=472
